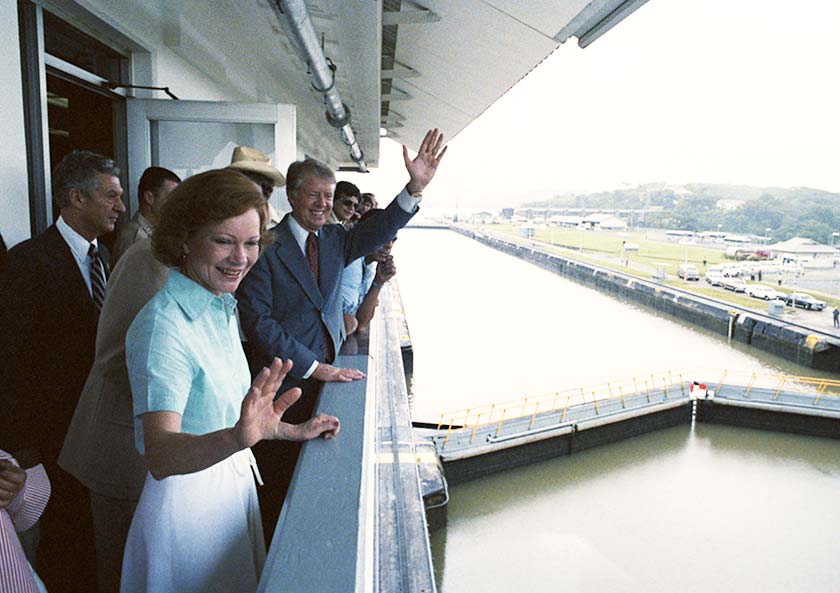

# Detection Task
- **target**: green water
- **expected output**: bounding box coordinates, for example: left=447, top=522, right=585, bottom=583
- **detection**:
left=395, top=229, right=840, bottom=593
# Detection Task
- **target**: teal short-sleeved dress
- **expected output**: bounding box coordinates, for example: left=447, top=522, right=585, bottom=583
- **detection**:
left=121, top=270, right=265, bottom=593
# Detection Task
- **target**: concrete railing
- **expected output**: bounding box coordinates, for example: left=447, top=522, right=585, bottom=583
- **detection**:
left=257, top=284, right=435, bottom=593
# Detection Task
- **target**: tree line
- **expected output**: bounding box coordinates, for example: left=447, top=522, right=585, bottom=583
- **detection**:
left=523, top=183, right=840, bottom=243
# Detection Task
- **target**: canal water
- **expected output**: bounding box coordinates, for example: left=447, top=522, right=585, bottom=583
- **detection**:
left=394, top=228, right=840, bottom=593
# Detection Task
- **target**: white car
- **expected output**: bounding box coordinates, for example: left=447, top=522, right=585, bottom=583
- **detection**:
left=745, top=284, right=783, bottom=300
left=705, top=270, right=725, bottom=286
left=721, top=277, right=747, bottom=292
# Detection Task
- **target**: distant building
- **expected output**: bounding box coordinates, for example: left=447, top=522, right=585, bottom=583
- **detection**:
left=665, top=230, right=695, bottom=241
left=698, top=230, right=728, bottom=242
left=501, top=208, right=514, bottom=219
left=548, top=214, right=583, bottom=227
left=723, top=234, right=751, bottom=244
left=766, top=237, right=837, bottom=268
left=581, top=213, right=628, bottom=230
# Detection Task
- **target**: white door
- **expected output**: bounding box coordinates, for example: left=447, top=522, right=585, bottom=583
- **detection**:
left=126, top=99, right=296, bottom=214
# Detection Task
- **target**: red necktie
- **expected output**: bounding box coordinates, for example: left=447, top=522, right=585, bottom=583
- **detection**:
left=306, top=232, right=320, bottom=287
left=305, top=233, right=334, bottom=362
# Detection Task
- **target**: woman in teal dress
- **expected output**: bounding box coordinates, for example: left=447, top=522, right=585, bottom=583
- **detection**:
left=120, top=169, right=340, bottom=593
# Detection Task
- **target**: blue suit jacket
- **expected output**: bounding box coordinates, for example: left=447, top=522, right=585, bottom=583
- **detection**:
left=237, top=193, right=415, bottom=380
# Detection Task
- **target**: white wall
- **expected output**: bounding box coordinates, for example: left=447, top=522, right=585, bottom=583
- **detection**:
left=0, top=0, right=32, bottom=247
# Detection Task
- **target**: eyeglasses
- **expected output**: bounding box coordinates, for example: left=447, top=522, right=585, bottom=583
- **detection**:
left=340, top=198, right=359, bottom=209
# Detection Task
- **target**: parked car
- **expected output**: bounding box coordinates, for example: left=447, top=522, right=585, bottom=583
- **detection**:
left=721, top=277, right=747, bottom=292
left=781, top=292, right=827, bottom=310
left=705, top=270, right=725, bottom=286
left=745, top=284, right=783, bottom=300
left=678, top=263, right=700, bottom=281
left=720, top=264, right=742, bottom=277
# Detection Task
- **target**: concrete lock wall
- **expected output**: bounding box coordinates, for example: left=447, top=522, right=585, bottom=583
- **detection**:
left=454, top=229, right=840, bottom=373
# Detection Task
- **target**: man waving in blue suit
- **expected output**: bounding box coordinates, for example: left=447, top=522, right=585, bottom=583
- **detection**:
left=236, top=129, right=447, bottom=540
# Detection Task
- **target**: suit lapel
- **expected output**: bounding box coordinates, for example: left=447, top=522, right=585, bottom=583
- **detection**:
left=274, top=218, right=324, bottom=308
left=43, top=225, right=98, bottom=319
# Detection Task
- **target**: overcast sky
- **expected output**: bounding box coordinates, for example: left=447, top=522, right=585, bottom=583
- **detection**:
left=339, top=0, right=840, bottom=212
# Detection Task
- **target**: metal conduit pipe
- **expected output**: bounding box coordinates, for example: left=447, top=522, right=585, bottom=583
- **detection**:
left=276, top=0, right=367, bottom=171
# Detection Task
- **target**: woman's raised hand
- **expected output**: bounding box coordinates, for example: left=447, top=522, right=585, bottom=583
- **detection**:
left=236, top=358, right=293, bottom=448
left=235, top=358, right=340, bottom=448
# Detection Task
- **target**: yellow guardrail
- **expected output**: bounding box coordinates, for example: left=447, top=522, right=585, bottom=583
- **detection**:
left=710, top=369, right=840, bottom=405
left=434, top=369, right=840, bottom=449
left=436, top=370, right=690, bottom=449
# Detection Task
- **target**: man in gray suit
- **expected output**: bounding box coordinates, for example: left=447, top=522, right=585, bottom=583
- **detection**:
left=236, top=128, right=447, bottom=540
left=111, top=166, right=180, bottom=264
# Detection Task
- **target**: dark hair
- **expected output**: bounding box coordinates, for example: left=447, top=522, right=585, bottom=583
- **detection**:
left=152, top=169, right=273, bottom=267
left=52, top=150, right=120, bottom=209
left=361, top=192, right=375, bottom=205
left=335, top=181, right=361, bottom=199
left=285, top=159, right=335, bottom=195
left=359, top=208, right=383, bottom=224
left=238, top=171, right=275, bottom=201
left=138, top=167, right=181, bottom=196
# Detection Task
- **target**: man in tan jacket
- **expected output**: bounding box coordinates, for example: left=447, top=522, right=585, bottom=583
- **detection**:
left=110, top=167, right=180, bottom=264
left=58, top=165, right=177, bottom=593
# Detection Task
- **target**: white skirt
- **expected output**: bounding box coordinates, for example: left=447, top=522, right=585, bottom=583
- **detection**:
left=120, top=449, right=265, bottom=593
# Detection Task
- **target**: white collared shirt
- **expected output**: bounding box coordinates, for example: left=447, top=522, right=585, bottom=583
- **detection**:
left=286, top=214, right=317, bottom=255
left=56, top=215, right=100, bottom=296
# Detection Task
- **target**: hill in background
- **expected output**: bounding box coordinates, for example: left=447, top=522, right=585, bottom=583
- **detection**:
left=521, top=183, right=840, bottom=243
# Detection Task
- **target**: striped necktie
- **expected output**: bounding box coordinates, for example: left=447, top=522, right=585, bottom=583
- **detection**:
left=88, top=244, right=107, bottom=312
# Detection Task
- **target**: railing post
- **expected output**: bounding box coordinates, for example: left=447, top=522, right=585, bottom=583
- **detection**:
left=773, top=376, right=786, bottom=400
left=561, top=395, right=571, bottom=422
left=529, top=402, right=540, bottom=430
left=442, top=424, right=453, bottom=449
left=744, top=372, right=757, bottom=397
left=495, top=409, right=507, bottom=437
left=592, top=390, right=599, bottom=414
left=644, top=380, right=651, bottom=403
left=814, top=382, right=828, bottom=405
left=662, top=377, right=669, bottom=399
left=716, top=370, right=728, bottom=395
left=619, top=385, right=626, bottom=408
left=469, top=412, right=483, bottom=443
left=679, top=373, right=685, bottom=396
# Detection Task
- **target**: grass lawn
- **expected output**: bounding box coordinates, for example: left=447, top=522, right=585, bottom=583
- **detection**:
left=467, top=223, right=840, bottom=312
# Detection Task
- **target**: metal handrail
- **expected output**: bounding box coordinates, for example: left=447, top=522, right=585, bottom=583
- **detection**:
left=436, top=370, right=690, bottom=437
left=434, top=369, right=840, bottom=449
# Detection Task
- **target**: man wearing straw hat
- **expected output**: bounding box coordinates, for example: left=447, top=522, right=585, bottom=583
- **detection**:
left=227, top=146, right=286, bottom=228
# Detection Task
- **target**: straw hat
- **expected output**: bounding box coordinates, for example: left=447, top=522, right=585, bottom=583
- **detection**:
left=227, top=146, right=286, bottom=186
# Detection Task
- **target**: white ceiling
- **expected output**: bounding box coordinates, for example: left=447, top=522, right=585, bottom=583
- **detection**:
left=50, top=0, right=648, bottom=169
